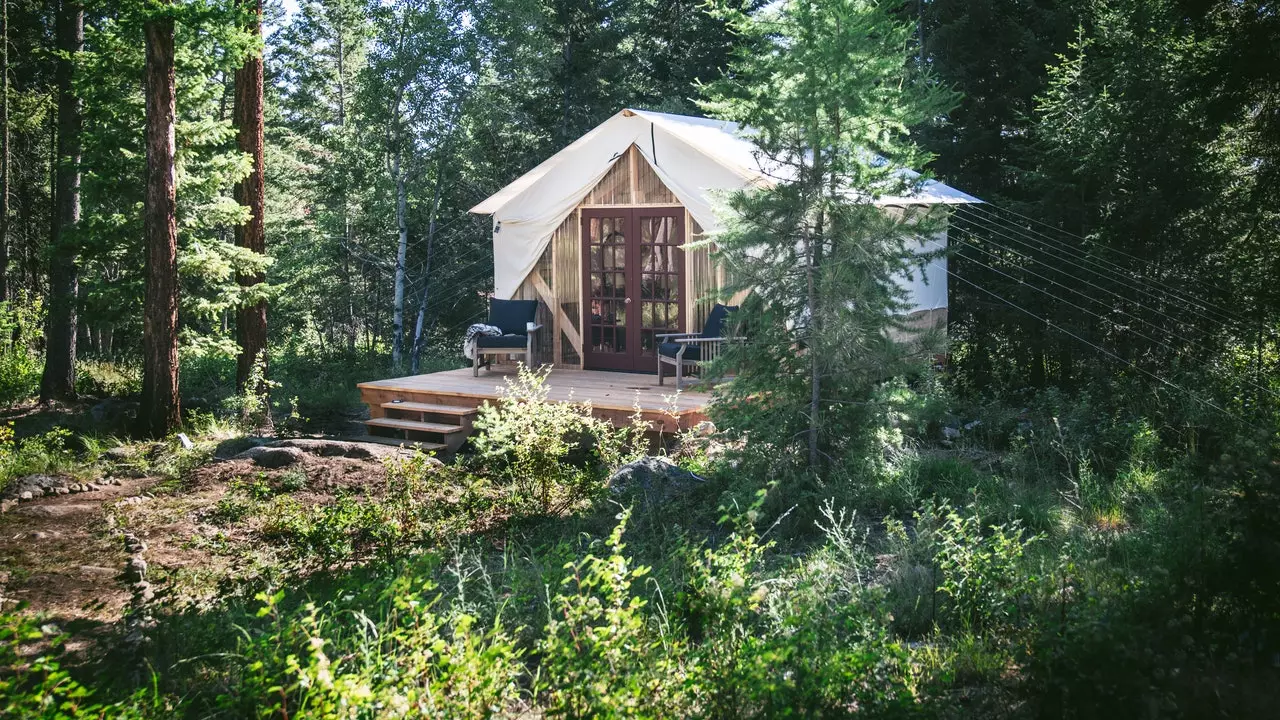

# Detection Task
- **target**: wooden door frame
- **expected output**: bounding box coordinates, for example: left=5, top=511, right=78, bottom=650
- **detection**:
left=581, top=208, right=638, bottom=371
left=580, top=207, right=686, bottom=372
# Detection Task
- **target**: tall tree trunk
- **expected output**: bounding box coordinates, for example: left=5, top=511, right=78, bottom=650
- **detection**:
left=0, top=0, right=10, bottom=304
left=390, top=148, right=407, bottom=369
left=136, top=3, right=180, bottom=438
left=408, top=154, right=446, bottom=374
left=40, top=0, right=82, bottom=402
left=233, top=0, right=267, bottom=393
left=335, top=26, right=356, bottom=352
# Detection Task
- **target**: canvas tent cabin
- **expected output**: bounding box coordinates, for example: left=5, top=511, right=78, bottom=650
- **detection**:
left=469, top=108, right=982, bottom=373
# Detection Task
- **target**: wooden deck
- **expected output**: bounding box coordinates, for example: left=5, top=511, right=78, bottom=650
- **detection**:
left=357, top=366, right=712, bottom=436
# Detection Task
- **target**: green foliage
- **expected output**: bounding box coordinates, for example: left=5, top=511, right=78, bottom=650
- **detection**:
left=539, top=508, right=676, bottom=718
left=75, top=359, right=142, bottom=398
left=1, top=612, right=148, bottom=718
left=701, top=0, right=957, bottom=470
left=226, top=587, right=525, bottom=718
left=470, top=365, right=644, bottom=513
left=0, top=301, right=43, bottom=405
left=0, top=428, right=90, bottom=492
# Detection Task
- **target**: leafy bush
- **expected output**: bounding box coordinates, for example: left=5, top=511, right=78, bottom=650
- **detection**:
left=0, top=300, right=42, bottom=405
left=470, top=365, right=644, bottom=513
left=886, top=501, right=1041, bottom=635
left=539, top=508, right=679, bottom=717
left=226, top=587, right=525, bottom=718
left=1, top=612, right=148, bottom=718
left=0, top=427, right=90, bottom=492
left=75, top=359, right=142, bottom=397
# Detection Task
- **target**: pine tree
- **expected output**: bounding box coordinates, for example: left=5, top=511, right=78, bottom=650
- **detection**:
left=40, top=0, right=82, bottom=402
left=702, top=0, right=956, bottom=470
left=136, top=0, right=179, bottom=438
left=233, top=0, right=267, bottom=394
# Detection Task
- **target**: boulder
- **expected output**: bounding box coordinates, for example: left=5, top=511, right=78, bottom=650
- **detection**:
left=233, top=445, right=306, bottom=468
left=214, top=436, right=271, bottom=460
left=2, top=474, right=70, bottom=500
left=608, top=456, right=704, bottom=508
left=270, top=438, right=374, bottom=459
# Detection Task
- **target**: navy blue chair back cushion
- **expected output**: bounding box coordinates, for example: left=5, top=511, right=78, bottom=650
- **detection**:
left=700, top=304, right=737, bottom=339
left=488, top=299, right=538, bottom=336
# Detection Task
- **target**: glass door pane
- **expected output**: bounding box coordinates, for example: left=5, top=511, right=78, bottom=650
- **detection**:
left=637, top=213, right=683, bottom=358
left=585, top=214, right=631, bottom=366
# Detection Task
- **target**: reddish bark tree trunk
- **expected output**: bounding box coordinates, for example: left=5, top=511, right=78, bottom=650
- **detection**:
left=0, top=0, right=10, bottom=304
left=136, top=4, right=180, bottom=438
left=40, top=0, right=82, bottom=402
left=233, top=0, right=267, bottom=393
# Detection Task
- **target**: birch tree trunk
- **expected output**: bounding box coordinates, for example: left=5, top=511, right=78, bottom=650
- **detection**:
left=40, top=0, right=82, bottom=402
left=390, top=147, right=408, bottom=369
left=137, top=1, right=180, bottom=438
left=233, top=0, right=267, bottom=394
left=408, top=153, right=445, bottom=374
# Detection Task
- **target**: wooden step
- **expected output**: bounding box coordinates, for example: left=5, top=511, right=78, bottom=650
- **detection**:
left=365, top=417, right=468, bottom=434
left=380, top=401, right=478, bottom=416
left=347, top=434, right=447, bottom=452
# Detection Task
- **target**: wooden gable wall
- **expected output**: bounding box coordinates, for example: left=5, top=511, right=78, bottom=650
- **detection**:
left=512, top=145, right=723, bottom=368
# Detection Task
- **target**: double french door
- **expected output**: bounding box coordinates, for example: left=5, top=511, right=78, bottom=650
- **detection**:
left=582, top=208, right=685, bottom=371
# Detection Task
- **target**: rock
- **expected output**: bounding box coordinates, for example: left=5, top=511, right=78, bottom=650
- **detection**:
left=31, top=530, right=49, bottom=539
left=176, top=433, right=195, bottom=450
left=941, top=426, right=961, bottom=440
left=233, top=445, right=307, bottom=468
left=214, top=436, right=271, bottom=460
left=270, top=438, right=373, bottom=459
left=55, top=486, right=70, bottom=495
left=0, top=500, right=15, bottom=513
left=18, top=491, right=32, bottom=501
left=126, top=556, right=148, bottom=580
left=126, top=540, right=147, bottom=553
left=963, top=419, right=982, bottom=431
left=2, top=474, right=71, bottom=500
left=91, top=398, right=139, bottom=425
left=608, top=456, right=704, bottom=508
left=104, top=446, right=134, bottom=462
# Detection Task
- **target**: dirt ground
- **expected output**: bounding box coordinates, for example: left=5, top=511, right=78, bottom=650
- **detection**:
left=0, top=438, right=405, bottom=656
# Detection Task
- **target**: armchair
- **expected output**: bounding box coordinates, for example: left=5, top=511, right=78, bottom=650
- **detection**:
left=474, top=299, right=542, bottom=376
left=656, top=303, right=739, bottom=390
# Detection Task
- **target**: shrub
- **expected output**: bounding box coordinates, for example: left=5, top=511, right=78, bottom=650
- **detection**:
left=75, top=359, right=142, bottom=397
left=887, top=502, right=1041, bottom=635
left=227, top=587, right=526, bottom=718
left=0, top=300, right=41, bottom=406
left=470, top=365, right=643, bottom=513
left=539, top=508, right=680, bottom=718
left=0, top=427, right=89, bottom=492
left=1, top=612, right=149, bottom=718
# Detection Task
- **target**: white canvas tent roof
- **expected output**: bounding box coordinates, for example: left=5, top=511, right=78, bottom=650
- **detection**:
left=470, top=108, right=981, bottom=301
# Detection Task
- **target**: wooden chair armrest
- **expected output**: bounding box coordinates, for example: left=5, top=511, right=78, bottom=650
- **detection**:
left=656, top=332, right=699, bottom=340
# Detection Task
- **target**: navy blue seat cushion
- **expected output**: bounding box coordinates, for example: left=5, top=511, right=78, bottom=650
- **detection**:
left=476, top=334, right=529, bottom=349
left=700, top=304, right=738, bottom=339
left=658, top=342, right=700, bottom=361
left=487, top=299, right=538, bottom=336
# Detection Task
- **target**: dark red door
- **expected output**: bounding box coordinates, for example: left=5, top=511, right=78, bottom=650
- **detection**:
left=582, top=208, right=684, bottom=371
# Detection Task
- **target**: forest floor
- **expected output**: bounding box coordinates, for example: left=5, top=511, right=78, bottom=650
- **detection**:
left=0, top=400, right=420, bottom=660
